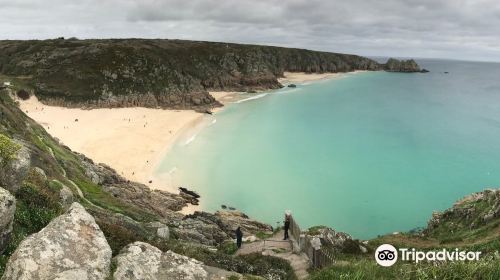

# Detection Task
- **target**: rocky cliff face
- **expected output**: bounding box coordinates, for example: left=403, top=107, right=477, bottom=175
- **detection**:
left=0, top=188, right=15, bottom=254
left=426, top=189, right=500, bottom=236
left=2, top=203, right=111, bottom=280
left=383, top=58, right=421, bottom=72
left=0, top=39, right=399, bottom=110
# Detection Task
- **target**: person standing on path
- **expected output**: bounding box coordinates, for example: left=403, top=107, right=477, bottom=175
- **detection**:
left=235, top=226, right=243, bottom=249
left=284, top=215, right=290, bottom=240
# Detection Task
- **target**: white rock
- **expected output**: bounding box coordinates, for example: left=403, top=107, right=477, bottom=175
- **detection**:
left=2, top=202, right=111, bottom=280
left=0, top=187, right=16, bottom=253
left=156, top=226, right=170, bottom=240
left=114, top=242, right=208, bottom=280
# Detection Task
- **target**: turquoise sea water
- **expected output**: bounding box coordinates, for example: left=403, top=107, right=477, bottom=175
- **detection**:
left=157, top=60, right=500, bottom=239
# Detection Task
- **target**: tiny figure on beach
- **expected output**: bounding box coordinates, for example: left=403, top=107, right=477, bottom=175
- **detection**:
left=283, top=215, right=290, bottom=240
left=235, top=226, right=243, bottom=249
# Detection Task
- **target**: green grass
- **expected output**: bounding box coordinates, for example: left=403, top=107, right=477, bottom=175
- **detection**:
left=255, top=231, right=273, bottom=240
left=166, top=242, right=296, bottom=280
left=310, top=256, right=500, bottom=280
left=218, top=240, right=239, bottom=255
left=308, top=226, right=328, bottom=236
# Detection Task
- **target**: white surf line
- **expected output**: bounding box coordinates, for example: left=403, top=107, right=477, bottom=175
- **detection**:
left=235, top=93, right=269, bottom=103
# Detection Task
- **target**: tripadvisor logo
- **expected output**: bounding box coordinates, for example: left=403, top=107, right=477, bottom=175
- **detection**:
left=375, top=244, right=482, bottom=267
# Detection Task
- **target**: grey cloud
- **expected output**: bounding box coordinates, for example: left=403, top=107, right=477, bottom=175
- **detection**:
left=0, top=0, right=499, bottom=61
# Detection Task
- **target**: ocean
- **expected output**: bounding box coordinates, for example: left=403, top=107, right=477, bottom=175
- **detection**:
left=157, top=59, right=500, bottom=239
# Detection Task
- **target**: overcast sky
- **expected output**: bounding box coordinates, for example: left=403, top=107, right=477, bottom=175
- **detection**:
left=1, top=0, right=499, bottom=62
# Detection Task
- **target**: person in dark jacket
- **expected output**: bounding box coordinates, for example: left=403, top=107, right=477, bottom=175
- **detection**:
left=283, top=216, right=290, bottom=240
left=235, top=226, right=243, bottom=249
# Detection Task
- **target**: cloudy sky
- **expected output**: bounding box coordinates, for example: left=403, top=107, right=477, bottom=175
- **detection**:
left=1, top=0, right=499, bottom=61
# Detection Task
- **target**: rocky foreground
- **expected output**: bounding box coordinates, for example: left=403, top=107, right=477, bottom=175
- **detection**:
left=0, top=39, right=420, bottom=110
left=0, top=202, right=243, bottom=280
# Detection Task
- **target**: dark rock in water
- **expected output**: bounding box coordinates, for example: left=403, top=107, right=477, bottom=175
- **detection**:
left=221, top=205, right=227, bottom=209
left=148, top=180, right=152, bottom=184
left=384, top=58, right=421, bottom=72
left=179, top=187, right=200, bottom=199
left=74, top=118, right=79, bottom=122
left=179, top=187, right=200, bottom=205
left=444, top=71, right=449, bottom=74
left=420, top=69, right=430, bottom=73
left=228, top=207, right=236, bottom=211
left=288, top=84, right=297, bottom=88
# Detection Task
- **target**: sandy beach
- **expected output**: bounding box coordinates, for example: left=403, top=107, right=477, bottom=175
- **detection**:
left=278, top=71, right=341, bottom=84
left=19, top=96, right=205, bottom=193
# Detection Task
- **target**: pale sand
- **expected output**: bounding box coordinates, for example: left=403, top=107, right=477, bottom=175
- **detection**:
left=18, top=96, right=204, bottom=193
left=278, top=72, right=342, bottom=84
left=210, top=91, right=242, bottom=106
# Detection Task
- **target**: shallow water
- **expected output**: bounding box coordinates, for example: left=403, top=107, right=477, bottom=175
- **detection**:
left=157, top=59, right=500, bottom=239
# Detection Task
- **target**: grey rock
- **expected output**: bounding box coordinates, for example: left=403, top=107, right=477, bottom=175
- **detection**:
left=144, top=222, right=170, bottom=240
left=0, top=187, right=15, bottom=253
left=59, top=183, right=74, bottom=211
left=2, top=203, right=112, bottom=280
left=0, top=143, right=30, bottom=193
left=215, top=210, right=273, bottom=236
left=156, top=226, right=170, bottom=240
left=33, top=167, right=47, bottom=181
left=114, top=242, right=239, bottom=280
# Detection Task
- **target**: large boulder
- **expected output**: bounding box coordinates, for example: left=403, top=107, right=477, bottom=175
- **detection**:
left=114, top=242, right=240, bottom=280
left=0, top=187, right=15, bottom=253
left=2, top=202, right=112, bottom=280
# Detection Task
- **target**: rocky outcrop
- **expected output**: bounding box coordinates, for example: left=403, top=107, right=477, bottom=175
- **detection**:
left=426, top=188, right=500, bottom=234
left=2, top=203, right=111, bottom=280
left=80, top=156, right=188, bottom=217
left=307, top=226, right=367, bottom=254
left=114, top=242, right=240, bottom=280
left=0, top=187, right=15, bottom=253
left=177, top=211, right=273, bottom=246
left=383, top=58, right=421, bottom=72
left=214, top=210, right=273, bottom=235
left=177, top=214, right=229, bottom=246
